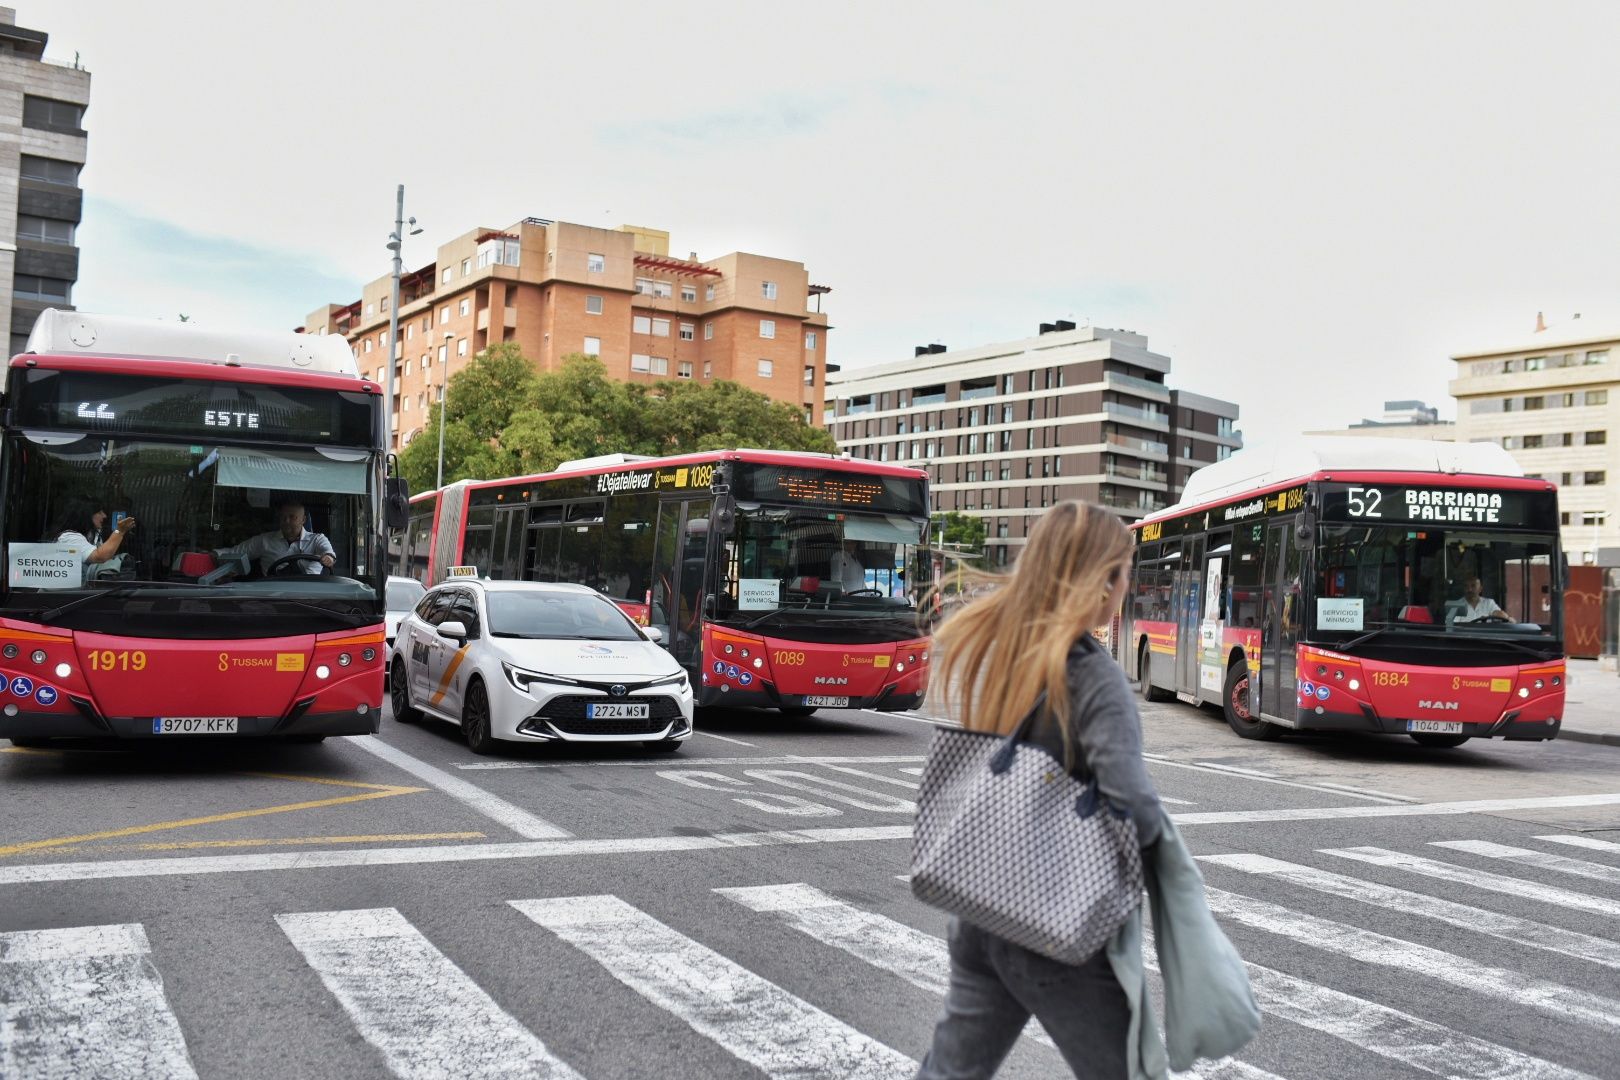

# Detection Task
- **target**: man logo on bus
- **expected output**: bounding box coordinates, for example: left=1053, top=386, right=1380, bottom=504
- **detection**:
left=1417, top=700, right=1461, bottom=711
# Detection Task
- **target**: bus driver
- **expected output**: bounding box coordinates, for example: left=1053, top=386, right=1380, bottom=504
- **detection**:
left=218, top=501, right=335, bottom=575
left=1448, top=576, right=1509, bottom=624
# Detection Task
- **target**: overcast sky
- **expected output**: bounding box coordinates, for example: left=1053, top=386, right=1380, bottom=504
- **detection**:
left=43, top=1, right=1620, bottom=446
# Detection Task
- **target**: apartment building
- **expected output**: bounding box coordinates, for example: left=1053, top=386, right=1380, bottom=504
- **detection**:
left=305, top=220, right=829, bottom=451
left=825, top=323, right=1242, bottom=564
left=1451, top=316, right=1620, bottom=565
left=1305, top=399, right=1457, bottom=441
left=0, top=7, right=89, bottom=354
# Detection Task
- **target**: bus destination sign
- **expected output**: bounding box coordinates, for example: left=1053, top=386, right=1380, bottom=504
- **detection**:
left=1321, top=484, right=1548, bottom=528
left=734, top=463, right=929, bottom=517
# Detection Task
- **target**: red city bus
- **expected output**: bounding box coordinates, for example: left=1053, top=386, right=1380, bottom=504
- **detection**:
left=1117, top=439, right=1567, bottom=747
left=393, top=450, right=932, bottom=714
left=0, top=311, right=403, bottom=745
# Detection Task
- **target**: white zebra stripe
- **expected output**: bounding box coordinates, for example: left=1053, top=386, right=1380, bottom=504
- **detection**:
left=0, top=923, right=198, bottom=1080
left=1320, top=846, right=1620, bottom=919
left=1202, top=887, right=1620, bottom=1032
left=1199, top=853, right=1620, bottom=970
left=512, top=894, right=915, bottom=1079
left=276, top=907, right=582, bottom=1080
left=1431, top=840, right=1620, bottom=886
left=1537, top=834, right=1620, bottom=856
left=717, top=883, right=1281, bottom=1080
left=1141, top=928, right=1597, bottom=1080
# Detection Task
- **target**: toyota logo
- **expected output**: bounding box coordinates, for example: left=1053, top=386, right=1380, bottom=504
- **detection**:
left=609, top=684, right=627, bottom=697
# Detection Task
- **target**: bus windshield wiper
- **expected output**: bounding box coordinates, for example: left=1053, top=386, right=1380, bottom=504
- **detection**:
left=33, top=580, right=212, bottom=622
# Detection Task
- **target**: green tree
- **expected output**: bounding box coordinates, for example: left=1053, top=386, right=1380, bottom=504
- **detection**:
left=932, top=511, right=986, bottom=554
left=653, top=378, right=837, bottom=454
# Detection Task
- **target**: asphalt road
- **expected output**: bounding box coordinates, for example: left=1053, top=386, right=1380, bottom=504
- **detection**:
left=2, top=694, right=1618, bottom=1080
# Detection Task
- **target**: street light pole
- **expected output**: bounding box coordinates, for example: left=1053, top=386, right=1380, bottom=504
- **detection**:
left=384, top=185, right=422, bottom=455
left=436, top=330, right=452, bottom=490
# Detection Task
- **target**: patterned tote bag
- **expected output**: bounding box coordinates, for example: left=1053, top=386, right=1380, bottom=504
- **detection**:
left=911, top=697, right=1144, bottom=964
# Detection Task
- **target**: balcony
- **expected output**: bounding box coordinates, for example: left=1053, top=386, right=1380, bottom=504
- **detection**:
left=476, top=307, right=518, bottom=333
left=1104, top=371, right=1171, bottom=400
left=1099, top=492, right=1166, bottom=514
left=1103, top=402, right=1170, bottom=430
left=1105, top=463, right=1169, bottom=486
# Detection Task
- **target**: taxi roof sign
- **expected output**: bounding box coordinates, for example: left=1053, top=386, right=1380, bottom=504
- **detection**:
left=446, top=565, right=479, bottom=577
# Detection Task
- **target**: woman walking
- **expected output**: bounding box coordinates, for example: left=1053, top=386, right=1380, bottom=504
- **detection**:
left=915, top=500, right=1163, bottom=1080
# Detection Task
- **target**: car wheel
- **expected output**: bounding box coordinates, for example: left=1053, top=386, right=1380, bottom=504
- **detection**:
left=462, top=679, right=497, bottom=756
left=643, top=739, right=683, bottom=752
left=1221, top=661, right=1279, bottom=740
left=1410, top=733, right=1471, bottom=748
left=778, top=706, right=818, bottom=718
left=390, top=662, right=421, bottom=723
left=1138, top=642, right=1170, bottom=703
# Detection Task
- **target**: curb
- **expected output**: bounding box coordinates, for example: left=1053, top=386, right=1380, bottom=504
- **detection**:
left=1555, top=728, right=1620, bottom=748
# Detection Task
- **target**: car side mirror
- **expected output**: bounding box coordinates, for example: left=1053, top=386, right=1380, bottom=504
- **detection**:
left=385, top=476, right=411, bottom=532
left=437, top=620, right=468, bottom=641
left=642, top=625, right=663, bottom=643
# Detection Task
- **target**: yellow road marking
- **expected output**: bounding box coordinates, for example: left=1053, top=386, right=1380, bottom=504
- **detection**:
left=0, top=784, right=425, bottom=858
left=1, top=746, right=59, bottom=756
left=242, top=771, right=414, bottom=792
left=63, top=831, right=486, bottom=854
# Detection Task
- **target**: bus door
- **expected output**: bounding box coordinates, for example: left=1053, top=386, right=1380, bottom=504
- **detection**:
left=489, top=505, right=527, bottom=581
left=1259, top=523, right=1285, bottom=717
left=649, top=499, right=710, bottom=668
left=1259, top=521, right=1303, bottom=721
left=1176, top=536, right=1204, bottom=697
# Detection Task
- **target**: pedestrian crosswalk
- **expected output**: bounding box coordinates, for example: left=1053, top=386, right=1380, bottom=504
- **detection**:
left=2, top=832, right=1618, bottom=1080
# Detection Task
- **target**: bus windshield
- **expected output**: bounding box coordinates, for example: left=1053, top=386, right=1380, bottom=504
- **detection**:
left=1, top=433, right=379, bottom=637
left=716, top=506, right=930, bottom=618
left=1311, top=523, right=1559, bottom=642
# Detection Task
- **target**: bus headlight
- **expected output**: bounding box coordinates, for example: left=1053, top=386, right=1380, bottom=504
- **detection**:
left=316, top=665, right=331, bottom=680
left=753, top=658, right=763, bottom=669
left=1517, top=687, right=1529, bottom=699
left=55, top=663, right=71, bottom=678
left=1348, top=679, right=1360, bottom=691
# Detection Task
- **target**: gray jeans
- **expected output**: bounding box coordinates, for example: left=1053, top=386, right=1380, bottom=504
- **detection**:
left=916, top=917, right=1130, bottom=1080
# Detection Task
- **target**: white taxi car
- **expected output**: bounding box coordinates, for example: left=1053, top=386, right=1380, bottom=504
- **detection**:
left=384, top=575, right=426, bottom=670
left=388, top=579, right=693, bottom=754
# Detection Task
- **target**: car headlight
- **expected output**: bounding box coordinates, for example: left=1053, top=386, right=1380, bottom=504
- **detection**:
left=649, top=671, right=691, bottom=692
left=502, top=662, right=578, bottom=694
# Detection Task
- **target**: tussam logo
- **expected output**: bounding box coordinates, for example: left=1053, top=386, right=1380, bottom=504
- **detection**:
left=1417, top=700, right=1460, bottom=711
left=813, top=676, right=849, bottom=686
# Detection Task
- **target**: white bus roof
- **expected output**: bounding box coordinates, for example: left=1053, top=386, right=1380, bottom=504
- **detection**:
left=1153, top=437, right=1525, bottom=521
left=23, top=309, right=360, bottom=377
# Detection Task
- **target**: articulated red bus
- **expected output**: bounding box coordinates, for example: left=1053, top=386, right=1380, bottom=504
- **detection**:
left=394, top=450, right=932, bottom=714
left=0, top=311, right=402, bottom=745
left=1117, top=439, right=1566, bottom=747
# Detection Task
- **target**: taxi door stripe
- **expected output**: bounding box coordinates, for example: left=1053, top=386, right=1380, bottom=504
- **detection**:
left=429, top=644, right=472, bottom=708
left=277, top=908, right=584, bottom=1080
left=511, top=894, right=917, bottom=1079
left=0, top=923, right=200, bottom=1080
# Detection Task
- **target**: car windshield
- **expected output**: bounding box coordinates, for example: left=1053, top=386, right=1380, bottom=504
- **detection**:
left=715, top=507, right=931, bottom=617
left=486, top=590, right=644, bottom=640
left=1311, top=524, right=1559, bottom=640
left=0, top=434, right=379, bottom=636
left=387, top=577, right=425, bottom=612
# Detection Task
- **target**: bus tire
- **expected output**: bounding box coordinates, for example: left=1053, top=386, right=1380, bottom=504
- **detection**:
left=390, top=663, right=422, bottom=724
left=779, top=706, right=818, bottom=718
left=1223, top=662, right=1281, bottom=741
left=1410, top=733, right=1471, bottom=748
left=1138, top=642, right=1170, bottom=703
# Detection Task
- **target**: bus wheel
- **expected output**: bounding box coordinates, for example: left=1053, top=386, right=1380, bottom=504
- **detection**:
left=390, top=664, right=421, bottom=724
left=1138, top=643, right=1169, bottom=703
left=1410, top=733, right=1471, bottom=748
left=1224, top=663, right=1281, bottom=741
left=779, top=706, right=818, bottom=718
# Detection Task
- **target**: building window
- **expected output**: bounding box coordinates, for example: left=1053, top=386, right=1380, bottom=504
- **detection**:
left=458, top=258, right=469, bottom=277
left=421, top=355, right=430, bottom=370
left=403, top=396, right=410, bottom=412
left=422, top=316, right=432, bottom=331
left=585, top=252, right=605, bottom=273
left=762, top=281, right=777, bottom=299
left=439, top=306, right=450, bottom=325
left=1522, top=434, right=1543, bottom=448
left=758, top=359, right=774, bottom=378
left=22, top=96, right=83, bottom=132
left=457, top=338, right=468, bottom=357
left=681, top=284, right=697, bottom=303
left=651, top=356, right=669, bottom=375
left=805, top=331, right=817, bottom=351
left=1585, top=471, right=1607, bottom=486
left=19, top=155, right=79, bottom=185
left=1587, top=430, right=1608, bottom=445
left=705, top=284, right=716, bottom=301
left=704, top=322, right=714, bottom=340
left=677, top=360, right=693, bottom=379
left=458, top=298, right=470, bottom=317
left=442, top=267, right=452, bottom=284
left=654, top=281, right=672, bottom=299
left=1586, top=350, right=1610, bottom=365
left=438, top=345, right=448, bottom=364
left=635, top=277, right=656, bottom=296
left=586, top=295, right=603, bottom=315
left=1523, top=395, right=1545, bottom=411
left=15, top=215, right=74, bottom=244
left=365, top=303, right=375, bottom=317
left=1587, top=390, right=1609, bottom=406
left=633, top=315, right=652, bottom=334
left=1581, top=511, right=1609, bottom=526
left=652, top=318, right=671, bottom=337
left=406, top=324, right=414, bottom=341
left=803, top=365, right=815, bottom=385
left=679, top=322, right=695, bottom=341
left=364, top=339, right=374, bottom=354
left=583, top=337, right=601, bottom=357
left=703, top=360, right=713, bottom=379
left=631, top=354, right=651, bottom=373
left=760, top=320, right=776, bottom=339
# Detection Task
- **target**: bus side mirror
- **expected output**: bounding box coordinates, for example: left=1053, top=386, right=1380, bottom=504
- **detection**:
left=712, top=493, right=736, bottom=536
left=1293, top=519, right=1315, bottom=551
left=385, top=477, right=410, bottom=532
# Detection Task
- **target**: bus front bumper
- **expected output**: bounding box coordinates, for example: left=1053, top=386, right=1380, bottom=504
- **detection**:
left=696, top=686, right=925, bottom=712
left=0, top=706, right=381, bottom=741
left=1294, top=707, right=1562, bottom=741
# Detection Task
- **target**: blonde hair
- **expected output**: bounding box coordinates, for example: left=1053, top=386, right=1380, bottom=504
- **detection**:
left=929, top=501, right=1133, bottom=763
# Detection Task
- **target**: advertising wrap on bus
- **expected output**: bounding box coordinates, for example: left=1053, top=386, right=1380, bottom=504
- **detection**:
left=0, top=315, right=391, bottom=743
left=395, top=451, right=934, bottom=715
left=1122, top=442, right=1566, bottom=748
